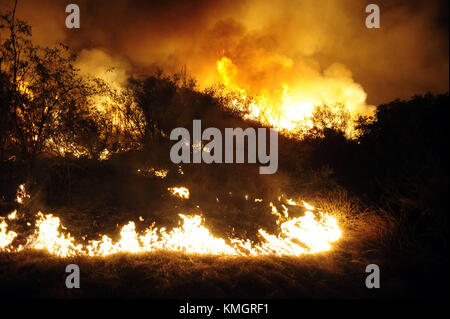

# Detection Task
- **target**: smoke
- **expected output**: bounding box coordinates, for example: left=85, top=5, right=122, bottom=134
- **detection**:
left=2, top=0, right=448, bottom=107
left=75, top=49, right=130, bottom=88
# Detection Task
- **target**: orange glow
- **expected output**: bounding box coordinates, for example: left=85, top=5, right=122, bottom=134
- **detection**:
left=216, top=56, right=370, bottom=135
left=1, top=186, right=342, bottom=257
left=168, top=186, right=190, bottom=199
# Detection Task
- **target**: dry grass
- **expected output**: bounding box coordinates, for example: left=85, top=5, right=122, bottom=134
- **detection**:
left=0, top=250, right=375, bottom=298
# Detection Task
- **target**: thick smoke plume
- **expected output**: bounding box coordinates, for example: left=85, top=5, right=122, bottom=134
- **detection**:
left=2, top=0, right=448, bottom=107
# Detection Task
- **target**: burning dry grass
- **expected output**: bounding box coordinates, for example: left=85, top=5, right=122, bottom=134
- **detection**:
left=1, top=184, right=346, bottom=257
left=0, top=187, right=447, bottom=298
left=0, top=212, right=435, bottom=299
left=0, top=188, right=409, bottom=298
left=1, top=198, right=342, bottom=257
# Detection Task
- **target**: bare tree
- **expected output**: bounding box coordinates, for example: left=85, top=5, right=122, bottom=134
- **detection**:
left=0, top=0, right=94, bottom=180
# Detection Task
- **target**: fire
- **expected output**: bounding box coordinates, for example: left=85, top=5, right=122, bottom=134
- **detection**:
left=1, top=186, right=342, bottom=257
left=216, top=56, right=369, bottom=134
left=154, top=170, right=169, bottom=178
left=255, top=209, right=341, bottom=254
left=0, top=219, right=17, bottom=250
left=8, top=210, right=17, bottom=220
left=24, top=212, right=83, bottom=257
left=137, top=167, right=169, bottom=178
left=15, top=184, right=30, bottom=204
left=17, top=78, right=34, bottom=99
left=139, top=214, right=238, bottom=255
left=168, top=186, right=190, bottom=199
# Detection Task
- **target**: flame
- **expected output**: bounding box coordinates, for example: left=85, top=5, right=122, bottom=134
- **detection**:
left=24, top=212, right=83, bottom=257
left=8, top=210, right=17, bottom=220
left=137, top=167, right=169, bottom=178
left=0, top=219, right=17, bottom=250
left=139, top=214, right=238, bottom=255
left=1, top=191, right=341, bottom=257
left=17, top=78, right=34, bottom=99
left=216, top=56, right=369, bottom=134
left=15, top=184, right=30, bottom=204
left=1, top=185, right=342, bottom=257
left=255, top=209, right=341, bottom=254
left=168, top=187, right=190, bottom=199
left=0, top=207, right=341, bottom=257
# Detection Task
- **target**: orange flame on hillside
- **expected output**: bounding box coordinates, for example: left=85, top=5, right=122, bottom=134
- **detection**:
left=216, top=56, right=369, bottom=134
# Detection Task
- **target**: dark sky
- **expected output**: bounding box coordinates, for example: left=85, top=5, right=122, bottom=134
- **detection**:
left=1, top=0, right=448, bottom=107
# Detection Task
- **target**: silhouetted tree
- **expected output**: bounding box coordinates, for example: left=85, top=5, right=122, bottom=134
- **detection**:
left=300, top=103, right=352, bottom=139
left=0, top=1, right=95, bottom=180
